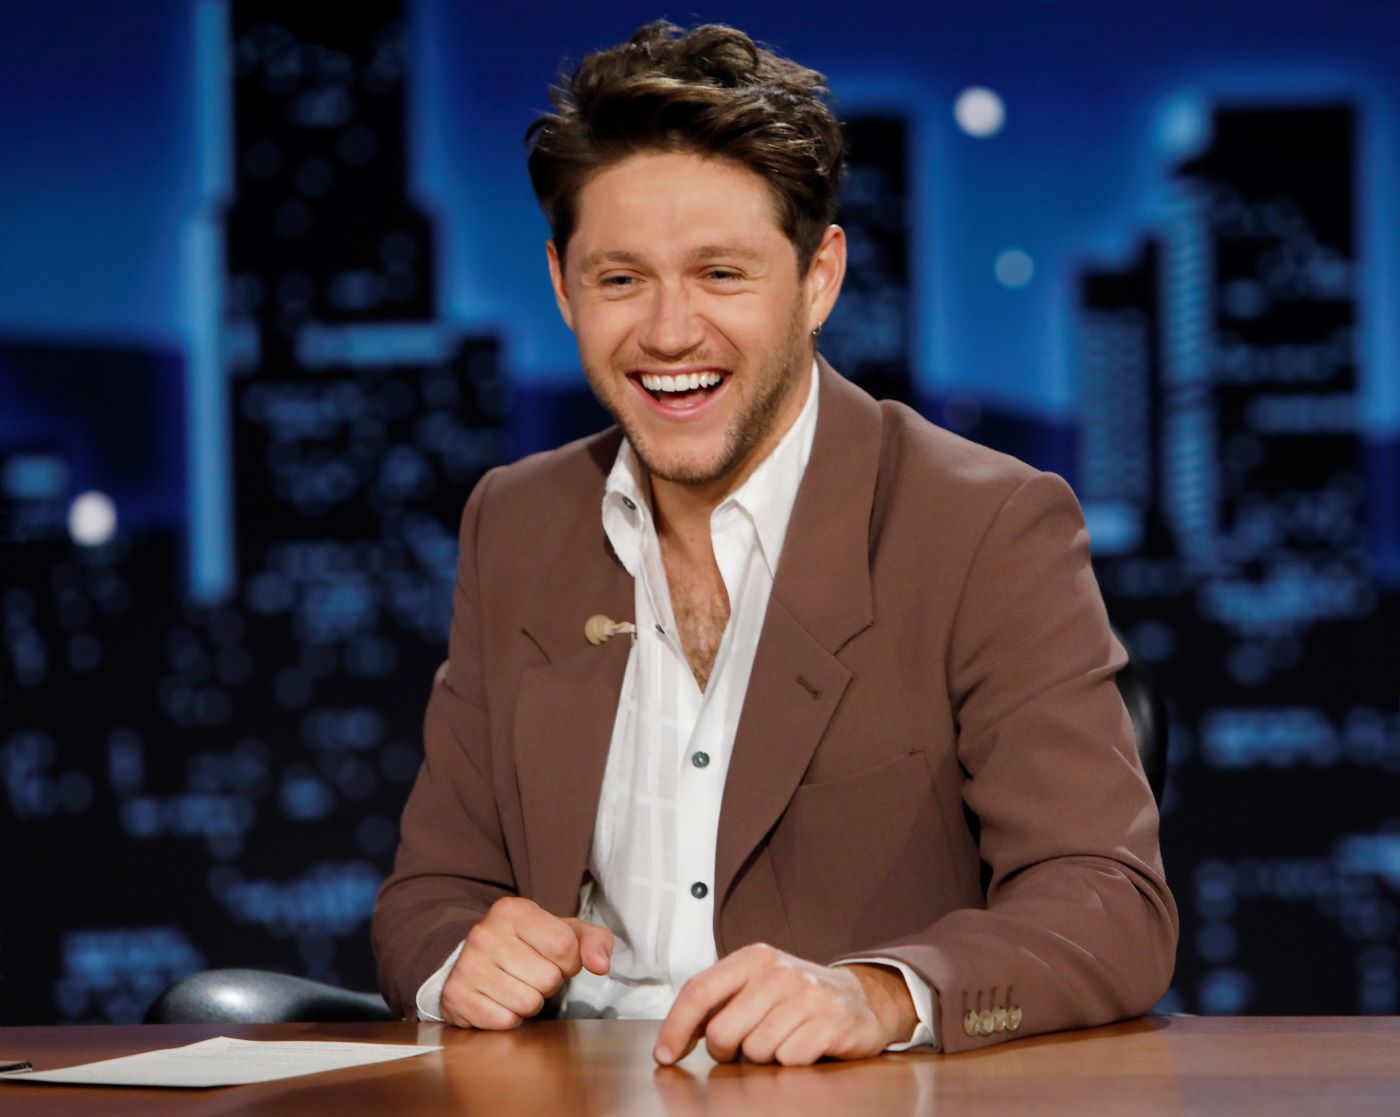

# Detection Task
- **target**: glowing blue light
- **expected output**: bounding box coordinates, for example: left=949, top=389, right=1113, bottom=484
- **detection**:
left=1157, top=92, right=1211, bottom=159
left=1198, top=968, right=1254, bottom=1014
left=2, top=454, right=68, bottom=500
left=994, top=248, right=1034, bottom=288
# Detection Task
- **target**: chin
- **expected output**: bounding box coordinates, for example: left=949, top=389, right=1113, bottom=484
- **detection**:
left=632, top=444, right=732, bottom=487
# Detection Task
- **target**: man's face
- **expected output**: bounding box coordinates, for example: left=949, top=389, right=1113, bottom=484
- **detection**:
left=547, top=150, right=843, bottom=493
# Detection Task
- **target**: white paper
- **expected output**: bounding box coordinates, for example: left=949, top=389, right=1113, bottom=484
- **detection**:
left=0, top=1036, right=441, bottom=1089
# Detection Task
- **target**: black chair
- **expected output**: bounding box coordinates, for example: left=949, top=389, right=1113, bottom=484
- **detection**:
left=144, top=967, right=394, bottom=1024
left=1112, top=625, right=1169, bottom=804
left=146, top=629, right=1168, bottom=1025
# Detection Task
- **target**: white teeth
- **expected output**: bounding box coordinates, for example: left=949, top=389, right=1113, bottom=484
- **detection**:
left=639, top=371, right=724, bottom=392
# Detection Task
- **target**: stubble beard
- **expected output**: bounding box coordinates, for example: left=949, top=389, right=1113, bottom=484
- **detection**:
left=584, top=300, right=811, bottom=490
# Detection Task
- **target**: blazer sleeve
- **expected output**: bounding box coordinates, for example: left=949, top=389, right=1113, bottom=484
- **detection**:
left=836, top=469, right=1178, bottom=1052
left=371, top=469, right=517, bottom=1018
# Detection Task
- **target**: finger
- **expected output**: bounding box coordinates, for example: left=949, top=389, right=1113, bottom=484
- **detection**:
left=656, top=952, right=763, bottom=1065
left=464, top=916, right=567, bottom=995
left=509, top=907, right=584, bottom=975
left=467, top=962, right=552, bottom=1020
left=773, top=1019, right=834, bottom=1067
left=449, top=988, right=524, bottom=1031
left=491, top=933, right=568, bottom=998
left=566, top=919, right=614, bottom=975
left=441, top=967, right=524, bottom=1031
left=702, top=979, right=791, bottom=1063
left=738, top=996, right=821, bottom=1064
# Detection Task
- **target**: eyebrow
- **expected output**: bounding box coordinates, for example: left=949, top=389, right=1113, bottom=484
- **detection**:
left=578, top=250, right=645, bottom=273
left=578, top=244, right=764, bottom=272
left=690, top=244, right=764, bottom=263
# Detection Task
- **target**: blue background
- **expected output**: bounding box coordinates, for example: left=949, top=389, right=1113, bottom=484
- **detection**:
left=2, top=0, right=1398, bottom=1024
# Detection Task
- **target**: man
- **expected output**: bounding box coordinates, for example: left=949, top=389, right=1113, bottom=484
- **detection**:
left=372, top=20, right=1176, bottom=1064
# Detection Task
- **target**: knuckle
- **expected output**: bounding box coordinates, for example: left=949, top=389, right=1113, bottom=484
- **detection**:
left=742, top=942, right=775, bottom=964
left=761, top=969, right=797, bottom=998
left=541, top=965, right=566, bottom=995
left=495, top=896, right=530, bottom=920
left=545, top=926, right=577, bottom=959
left=677, top=975, right=703, bottom=1002
left=442, top=977, right=472, bottom=1010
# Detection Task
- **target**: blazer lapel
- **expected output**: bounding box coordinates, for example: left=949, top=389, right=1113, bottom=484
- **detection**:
left=714, top=361, right=883, bottom=916
left=514, top=444, right=635, bottom=918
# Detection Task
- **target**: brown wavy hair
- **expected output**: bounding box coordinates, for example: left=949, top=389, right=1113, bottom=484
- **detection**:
left=526, top=21, right=846, bottom=273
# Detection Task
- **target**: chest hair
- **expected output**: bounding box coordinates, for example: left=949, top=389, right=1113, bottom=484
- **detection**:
left=660, top=544, right=731, bottom=692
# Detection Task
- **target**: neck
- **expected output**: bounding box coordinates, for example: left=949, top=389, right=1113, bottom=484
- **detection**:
left=650, top=475, right=723, bottom=564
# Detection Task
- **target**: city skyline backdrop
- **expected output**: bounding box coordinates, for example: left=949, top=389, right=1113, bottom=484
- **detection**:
left=2, top=0, right=1398, bottom=1026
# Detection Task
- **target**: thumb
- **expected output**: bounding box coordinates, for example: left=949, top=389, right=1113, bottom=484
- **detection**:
left=566, top=919, right=614, bottom=975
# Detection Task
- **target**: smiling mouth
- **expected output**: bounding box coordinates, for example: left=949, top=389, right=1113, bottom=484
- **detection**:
left=634, top=370, right=728, bottom=406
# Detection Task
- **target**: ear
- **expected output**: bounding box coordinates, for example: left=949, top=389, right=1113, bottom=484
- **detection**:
left=804, top=224, right=847, bottom=333
left=546, top=240, right=575, bottom=331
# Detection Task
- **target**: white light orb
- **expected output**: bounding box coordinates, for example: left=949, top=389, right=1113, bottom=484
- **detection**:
left=954, top=87, right=1005, bottom=138
left=995, top=248, right=1035, bottom=288
left=68, top=490, right=117, bottom=547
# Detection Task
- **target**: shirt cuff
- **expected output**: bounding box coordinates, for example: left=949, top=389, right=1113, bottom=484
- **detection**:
left=832, top=957, right=938, bottom=1051
left=415, top=941, right=465, bottom=1023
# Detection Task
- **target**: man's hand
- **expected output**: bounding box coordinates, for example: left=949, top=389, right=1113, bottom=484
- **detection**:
left=440, top=896, right=613, bottom=1029
left=654, top=944, right=917, bottom=1066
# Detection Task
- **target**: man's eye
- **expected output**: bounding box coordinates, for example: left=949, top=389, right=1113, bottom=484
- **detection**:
left=600, top=274, right=636, bottom=288
left=705, top=269, right=741, bottom=281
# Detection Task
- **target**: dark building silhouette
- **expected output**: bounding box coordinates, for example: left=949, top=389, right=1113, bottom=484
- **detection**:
left=1, top=1, right=511, bottom=1025
left=1161, top=106, right=1368, bottom=624
left=1077, top=102, right=1400, bottom=1019
left=1077, top=238, right=1163, bottom=555
left=822, top=115, right=914, bottom=406
left=226, top=2, right=505, bottom=569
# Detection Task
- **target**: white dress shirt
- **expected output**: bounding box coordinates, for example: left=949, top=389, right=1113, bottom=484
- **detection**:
left=416, top=361, right=935, bottom=1049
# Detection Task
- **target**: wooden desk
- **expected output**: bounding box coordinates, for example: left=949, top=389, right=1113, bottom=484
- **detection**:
left=1, top=1017, right=1397, bottom=1116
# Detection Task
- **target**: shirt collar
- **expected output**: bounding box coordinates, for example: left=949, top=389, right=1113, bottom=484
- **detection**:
left=602, top=359, right=820, bottom=577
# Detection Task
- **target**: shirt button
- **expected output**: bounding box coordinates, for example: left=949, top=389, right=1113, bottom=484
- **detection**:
left=621, top=496, right=636, bottom=510
left=691, top=751, right=710, bottom=769
left=690, top=881, right=708, bottom=899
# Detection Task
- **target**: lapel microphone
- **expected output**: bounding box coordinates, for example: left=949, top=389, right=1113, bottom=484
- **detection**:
left=585, top=615, right=637, bottom=646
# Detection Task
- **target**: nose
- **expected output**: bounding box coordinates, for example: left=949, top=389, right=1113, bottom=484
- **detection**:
left=637, top=283, right=705, bottom=359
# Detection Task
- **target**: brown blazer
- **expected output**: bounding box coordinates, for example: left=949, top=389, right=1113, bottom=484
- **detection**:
left=372, top=360, right=1178, bottom=1053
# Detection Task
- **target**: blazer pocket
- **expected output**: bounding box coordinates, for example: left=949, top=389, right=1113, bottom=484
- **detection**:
left=769, top=751, right=956, bottom=961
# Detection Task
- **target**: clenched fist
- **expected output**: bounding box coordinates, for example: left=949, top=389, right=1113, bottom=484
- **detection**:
left=440, top=896, right=614, bottom=1029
